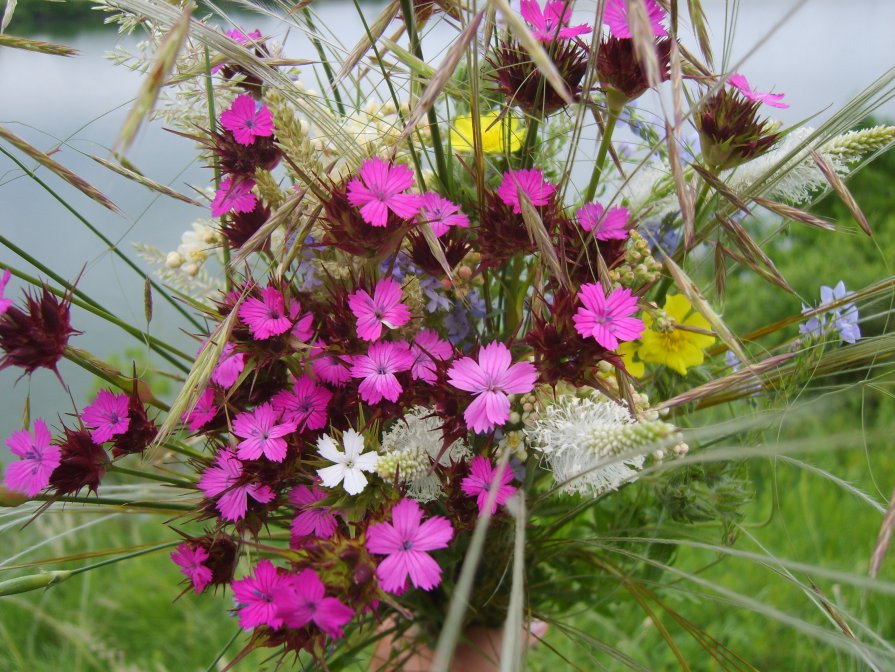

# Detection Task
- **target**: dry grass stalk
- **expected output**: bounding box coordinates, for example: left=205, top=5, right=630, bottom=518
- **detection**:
left=0, top=125, right=119, bottom=213
left=115, top=7, right=192, bottom=155
left=810, top=149, right=873, bottom=236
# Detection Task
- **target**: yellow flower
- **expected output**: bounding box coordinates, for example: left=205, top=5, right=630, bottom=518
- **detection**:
left=449, top=111, right=523, bottom=154
left=638, top=294, right=716, bottom=376
left=617, top=341, right=645, bottom=378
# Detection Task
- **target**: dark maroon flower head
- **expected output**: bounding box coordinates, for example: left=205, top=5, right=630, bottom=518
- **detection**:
left=221, top=202, right=271, bottom=250
left=49, top=426, right=108, bottom=496
left=0, top=284, right=79, bottom=378
left=213, top=127, right=282, bottom=176
left=696, top=88, right=780, bottom=170
left=555, top=214, right=628, bottom=287
left=111, top=380, right=158, bottom=458
left=320, top=180, right=411, bottom=259
left=476, top=190, right=566, bottom=270
left=525, top=288, right=623, bottom=385
left=175, top=531, right=239, bottom=588
left=406, top=227, right=471, bottom=278
left=218, top=37, right=271, bottom=98
left=597, top=37, right=672, bottom=108
left=488, top=38, right=590, bottom=115
left=307, top=283, right=364, bottom=352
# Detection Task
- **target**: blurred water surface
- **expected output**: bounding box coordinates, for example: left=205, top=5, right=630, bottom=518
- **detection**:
left=0, top=0, right=893, bottom=438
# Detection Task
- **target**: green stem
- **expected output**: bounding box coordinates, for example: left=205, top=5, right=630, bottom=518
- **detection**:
left=204, top=47, right=231, bottom=293
left=0, top=254, right=192, bottom=374
left=583, top=106, right=620, bottom=203
left=31, top=494, right=191, bottom=511
left=399, top=0, right=448, bottom=189
left=71, top=541, right=181, bottom=575
left=63, top=347, right=170, bottom=411
left=481, top=268, right=495, bottom=337
left=302, top=9, right=345, bottom=117
left=108, top=464, right=195, bottom=487
left=0, top=146, right=203, bottom=332
left=519, top=116, right=541, bottom=170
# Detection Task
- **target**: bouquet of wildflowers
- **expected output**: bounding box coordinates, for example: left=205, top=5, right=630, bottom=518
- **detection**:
left=2, top=0, right=895, bottom=668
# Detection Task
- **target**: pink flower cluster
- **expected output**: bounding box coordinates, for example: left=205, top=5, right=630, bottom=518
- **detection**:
left=231, top=560, right=353, bottom=638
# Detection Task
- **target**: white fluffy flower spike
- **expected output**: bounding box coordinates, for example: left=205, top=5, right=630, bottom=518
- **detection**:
left=526, top=395, right=678, bottom=497
left=316, top=429, right=379, bottom=495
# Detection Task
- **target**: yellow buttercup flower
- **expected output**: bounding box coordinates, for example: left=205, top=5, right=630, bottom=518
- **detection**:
left=617, top=341, right=644, bottom=378
left=449, top=111, right=524, bottom=154
left=638, top=294, right=716, bottom=376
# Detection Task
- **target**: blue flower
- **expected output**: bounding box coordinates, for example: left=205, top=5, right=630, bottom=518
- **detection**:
left=800, top=281, right=860, bottom=344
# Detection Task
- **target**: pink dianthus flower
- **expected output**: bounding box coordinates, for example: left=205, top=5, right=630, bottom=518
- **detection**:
left=0, top=269, right=11, bottom=316
left=576, top=202, right=630, bottom=241
left=520, top=0, right=591, bottom=42
left=198, top=449, right=275, bottom=521
left=461, top=455, right=517, bottom=516
left=366, top=498, right=453, bottom=593
left=232, top=560, right=288, bottom=630
left=350, top=341, right=415, bottom=405
left=447, top=341, right=538, bottom=433
left=729, top=73, right=789, bottom=109
left=289, top=482, right=338, bottom=540
left=604, top=0, right=667, bottom=38
left=171, top=543, right=213, bottom=594
left=418, top=192, right=470, bottom=237
left=278, top=569, right=354, bottom=638
left=211, top=177, right=257, bottom=217
left=572, top=282, right=644, bottom=349
left=495, top=168, right=556, bottom=214
left=410, top=329, right=452, bottom=384
left=3, top=419, right=60, bottom=497
left=81, top=389, right=130, bottom=444
left=220, top=94, right=275, bottom=145
left=211, top=343, right=246, bottom=387
left=346, top=157, right=421, bottom=227
left=182, top=388, right=217, bottom=432
left=232, top=403, right=296, bottom=462
left=310, top=340, right=354, bottom=387
left=348, top=278, right=411, bottom=342
left=272, top=376, right=332, bottom=432
left=239, top=286, right=311, bottom=340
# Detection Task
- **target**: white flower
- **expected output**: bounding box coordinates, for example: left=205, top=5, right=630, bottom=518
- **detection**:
left=378, top=407, right=470, bottom=502
left=526, top=395, right=678, bottom=497
left=316, top=429, right=379, bottom=495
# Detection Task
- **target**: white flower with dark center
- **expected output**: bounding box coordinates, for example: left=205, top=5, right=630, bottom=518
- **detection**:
left=526, top=395, right=679, bottom=496
left=316, top=429, right=379, bottom=495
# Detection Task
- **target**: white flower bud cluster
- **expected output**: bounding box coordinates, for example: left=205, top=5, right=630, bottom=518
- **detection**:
left=378, top=407, right=471, bottom=502
left=525, top=395, right=680, bottom=497
left=165, top=220, right=222, bottom=277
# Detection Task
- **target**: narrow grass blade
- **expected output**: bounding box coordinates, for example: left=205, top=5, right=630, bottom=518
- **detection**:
left=90, top=154, right=202, bottom=206
left=2, top=0, right=17, bottom=33
left=870, top=486, right=895, bottom=579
